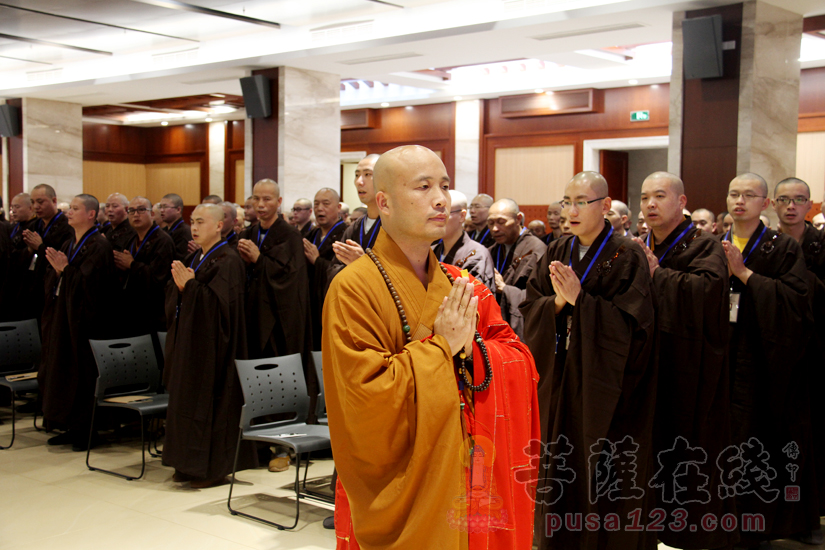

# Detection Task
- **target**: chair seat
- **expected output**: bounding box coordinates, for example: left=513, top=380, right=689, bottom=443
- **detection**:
left=243, top=423, right=330, bottom=454
left=0, top=375, right=38, bottom=394
left=98, top=393, right=169, bottom=415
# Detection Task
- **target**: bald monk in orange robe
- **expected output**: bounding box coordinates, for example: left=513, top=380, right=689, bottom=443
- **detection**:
left=323, top=145, right=540, bottom=550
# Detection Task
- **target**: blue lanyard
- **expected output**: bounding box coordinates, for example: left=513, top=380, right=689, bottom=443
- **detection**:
left=190, top=240, right=227, bottom=273
left=357, top=217, right=381, bottom=249
left=257, top=225, right=268, bottom=247
left=314, top=220, right=344, bottom=249
left=568, top=225, right=614, bottom=283
left=67, top=228, right=99, bottom=264
left=495, top=245, right=508, bottom=273
left=474, top=227, right=490, bottom=243
left=646, top=223, right=694, bottom=263
left=225, top=230, right=236, bottom=242
left=131, top=224, right=160, bottom=257
left=10, top=223, right=20, bottom=240
left=169, top=218, right=184, bottom=233
left=434, top=239, right=445, bottom=261
left=39, top=211, right=62, bottom=239
left=725, top=225, right=768, bottom=265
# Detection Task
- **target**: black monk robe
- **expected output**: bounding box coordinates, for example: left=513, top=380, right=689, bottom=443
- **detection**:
left=164, top=218, right=192, bottom=262
left=4, top=218, right=40, bottom=322
left=240, top=218, right=315, bottom=413
left=520, top=221, right=658, bottom=550
left=647, top=218, right=737, bottom=549
left=162, top=242, right=256, bottom=480
left=306, top=221, right=347, bottom=350
left=489, top=231, right=546, bottom=339
left=432, top=231, right=496, bottom=293
left=724, top=222, right=818, bottom=545
left=121, top=224, right=176, bottom=336
left=322, top=215, right=382, bottom=292
left=102, top=220, right=136, bottom=252
left=0, top=223, right=12, bottom=321
left=39, top=228, right=115, bottom=432
left=468, top=226, right=495, bottom=248
left=32, top=213, right=73, bottom=321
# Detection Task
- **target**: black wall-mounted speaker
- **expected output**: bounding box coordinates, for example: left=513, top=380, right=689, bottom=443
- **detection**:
left=0, top=104, right=21, bottom=137
left=683, top=14, right=724, bottom=80
left=240, top=75, right=272, bottom=119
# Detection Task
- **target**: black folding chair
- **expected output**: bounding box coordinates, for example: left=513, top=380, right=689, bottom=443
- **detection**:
left=228, top=353, right=332, bottom=530
left=87, top=335, right=168, bottom=480
left=311, top=351, right=327, bottom=425
left=0, top=319, right=42, bottom=449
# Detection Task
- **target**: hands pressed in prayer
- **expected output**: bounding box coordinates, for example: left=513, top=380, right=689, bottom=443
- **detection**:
left=171, top=260, right=195, bottom=292
left=23, top=229, right=43, bottom=252
left=187, top=240, right=201, bottom=255
left=494, top=270, right=505, bottom=294
left=237, top=239, right=260, bottom=264
left=45, top=247, right=68, bottom=275
left=302, top=238, right=320, bottom=265
left=433, top=277, right=478, bottom=357
left=549, top=261, right=581, bottom=313
left=112, top=249, right=134, bottom=270
left=332, top=239, right=365, bottom=265
left=632, top=237, right=659, bottom=278
left=721, top=241, right=752, bottom=284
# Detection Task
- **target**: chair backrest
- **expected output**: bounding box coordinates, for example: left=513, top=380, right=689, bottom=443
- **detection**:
left=0, top=319, right=41, bottom=375
left=89, top=335, right=160, bottom=398
left=234, top=354, right=310, bottom=432
left=311, top=351, right=325, bottom=419
left=156, top=332, right=167, bottom=358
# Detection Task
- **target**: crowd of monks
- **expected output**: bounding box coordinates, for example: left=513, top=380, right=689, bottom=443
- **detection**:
left=2, top=144, right=825, bottom=550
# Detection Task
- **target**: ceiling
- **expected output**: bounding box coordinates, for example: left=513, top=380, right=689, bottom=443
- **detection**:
left=2, top=0, right=825, bottom=125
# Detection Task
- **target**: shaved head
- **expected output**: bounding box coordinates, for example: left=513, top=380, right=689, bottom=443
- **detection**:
left=76, top=194, right=100, bottom=216
left=449, top=190, right=468, bottom=210
left=253, top=178, right=280, bottom=199
left=131, top=196, right=152, bottom=210
left=644, top=171, right=684, bottom=195
left=775, top=177, right=810, bottom=198
left=13, top=193, right=32, bottom=205
left=374, top=145, right=448, bottom=194
left=32, top=184, right=56, bottom=199
left=106, top=193, right=128, bottom=207
left=472, top=194, right=493, bottom=207
left=569, top=171, right=609, bottom=198
left=162, top=193, right=184, bottom=209
left=219, top=201, right=237, bottom=236
left=489, top=198, right=519, bottom=218
left=193, top=203, right=224, bottom=224
left=733, top=173, right=768, bottom=196
left=315, top=187, right=340, bottom=202
left=202, top=194, right=222, bottom=204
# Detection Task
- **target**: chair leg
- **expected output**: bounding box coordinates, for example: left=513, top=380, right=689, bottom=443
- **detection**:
left=86, top=405, right=146, bottom=481
left=148, top=419, right=162, bottom=458
left=0, top=389, right=16, bottom=450
left=227, top=436, right=300, bottom=530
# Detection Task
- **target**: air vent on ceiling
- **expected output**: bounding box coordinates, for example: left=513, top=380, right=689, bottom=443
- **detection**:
left=26, top=68, right=63, bottom=82
left=312, top=20, right=373, bottom=43
left=339, top=52, right=422, bottom=65
left=153, top=48, right=199, bottom=67
left=531, top=23, right=646, bottom=41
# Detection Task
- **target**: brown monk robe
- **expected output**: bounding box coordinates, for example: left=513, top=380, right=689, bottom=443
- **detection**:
left=39, top=195, right=115, bottom=451
left=163, top=204, right=256, bottom=487
left=324, top=145, right=540, bottom=550
left=487, top=199, right=546, bottom=339
left=634, top=173, right=736, bottom=549
left=520, top=172, right=657, bottom=550
left=0, top=220, right=12, bottom=320
left=303, top=188, right=347, bottom=350
left=160, top=193, right=192, bottom=262
left=113, top=197, right=176, bottom=337
left=722, top=174, right=818, bottom=547
left=237, top=179, right=315, bottom=409
left=3, top=194, right=39, bottom=322
left=773, top=177, right=825, bottom=542
left=101, top=193, right=136, bottom=251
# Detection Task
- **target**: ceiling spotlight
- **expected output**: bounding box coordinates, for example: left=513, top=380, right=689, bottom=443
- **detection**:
left=629, top=79, right=639, bottom=85
left=205, top=117, right=213, bottom=122
left=380, top=102, right=390, bottom=107
left=161, top=121, right=169, bottom=126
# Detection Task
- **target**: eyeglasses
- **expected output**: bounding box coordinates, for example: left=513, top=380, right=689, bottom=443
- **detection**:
left=775, top=196, right=809, bottom=205
left=728, top=192, right=765, bottom=201
left=468, top=204, right=489, bottom=211
left=449, top=209, right=463, bottom=215
left=560, top=197, right=606, bottom=209
left=291, top=207, right=311, bottom=212
left=127, top=207, right=151, bottom=215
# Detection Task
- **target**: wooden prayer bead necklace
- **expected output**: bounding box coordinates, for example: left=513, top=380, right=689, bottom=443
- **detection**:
left=366, top=248, right=493, bottom=392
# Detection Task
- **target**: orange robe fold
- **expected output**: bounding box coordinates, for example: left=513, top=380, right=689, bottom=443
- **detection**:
left=323, top=231, right=540, bottom=550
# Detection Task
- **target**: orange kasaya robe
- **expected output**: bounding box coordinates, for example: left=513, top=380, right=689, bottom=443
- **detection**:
left=322, top=231, right=541, bottom=550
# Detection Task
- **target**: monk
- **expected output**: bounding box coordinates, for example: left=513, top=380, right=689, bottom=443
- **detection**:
left=39, top=194, right=115, bottom=451
left=721, top=173, right=818, bottom=547
left=691, top=207, right=717, bottom=233
left=634, top=172, right=736, bottom=549
left=243, top=196, right=258, bottom=227
left=772, top=177, right=825, bottom=544
left=163, top=204, right=256, bottom=487
left=292, top=198, right=314, bottom=237
left=4, top=193, right=39, bottom=322
left=432, top=190, right=495, bottom=293
left=160, top=193, right=192, bottom=261
left=467, top=194, right=495, bottom=248
left=113, top=197, right=176, bottom=337
left=303, top=188, right=347, bottom=350
left=520, top=171, right=657, bottom=550
left=544, top=202, right=563, bottom=244
left=102, top=193, right=136, bottom=251
left=487, top=198, right=546, bottom=339
left=324, top=145, right=540, bottom=550
left=186, top=201, right=240, bottom=255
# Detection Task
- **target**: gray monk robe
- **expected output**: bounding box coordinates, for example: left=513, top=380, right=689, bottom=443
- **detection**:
left=488, top=231, right=546, bottom=339
left=432, top=231, right=496, bottom=293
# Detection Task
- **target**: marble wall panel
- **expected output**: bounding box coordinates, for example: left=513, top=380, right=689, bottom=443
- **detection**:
left=23, top=98, right=82, bottom=202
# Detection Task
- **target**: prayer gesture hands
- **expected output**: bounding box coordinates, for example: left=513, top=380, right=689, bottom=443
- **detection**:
left=171, top=260, right=195, bottom=292
left=549, top=261, right=581, bottom=313
left=632, top=237, right=659, bottom=278
left=45, top=247, right=68, bottom=276
left=332, top=240, right=364, bottom=265
left=22, top=229, right=42, bottom=253
left=302, top=239, right=320, bottom=265
left=237, top=239, right=260, bottom=264
left=113, top=249, right=134, bottom=271
left=433, top=277, right=478, bottom=357
left=721, top=241, right=753, bottom=284
left=494, top=270, right=505, bottom=294
left=187, top=240, right=201, bottom=255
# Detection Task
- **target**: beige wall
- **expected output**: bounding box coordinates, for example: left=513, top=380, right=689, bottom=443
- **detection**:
left=235, top=160, right=245, bottom=204
left=494, top=145, right=575, bottom=205
left=145, top=162, right=200, bottom=204
left=83, top=161, right=200, bottom=205
left=796, top=132, right=825, bottom=203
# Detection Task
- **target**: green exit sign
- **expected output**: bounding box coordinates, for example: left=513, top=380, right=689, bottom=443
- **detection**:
left=631, top=110, right=650, bottom=122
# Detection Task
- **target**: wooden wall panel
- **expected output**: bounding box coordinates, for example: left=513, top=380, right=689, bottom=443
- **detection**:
left=7, top=98, right=23, bottom=197
left=494, top=145, right=575, bottom=206
left=83, top=123, right=145, bottom=163
left=234, top=159, right=245, bottom=204
left=227, top=120, right=244, bottom=151
left=83, top=161, right=146, bottom=201
left=145, top=162, right=201, bottom=205
left=144, top=124, right=207, bottom=156
left=251, top=68, right=279, bottom=183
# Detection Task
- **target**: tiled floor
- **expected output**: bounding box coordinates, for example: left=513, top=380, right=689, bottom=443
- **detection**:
left=1, top=410, right=823, bottom=550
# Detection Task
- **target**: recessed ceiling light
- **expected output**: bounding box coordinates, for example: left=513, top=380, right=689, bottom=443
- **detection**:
left=535, top=89, right=543, bottom=94
left=545, top=91, right=554, bottom=95
left=380, top=102, right=390, bottom=107
left=161, top=121, right=169, bottom=126
left=453, top=96, right=462, bottom=101
left=205, top=117, right=213, bottom=122
left=629, top=79, right=639, bottom=85
left=651, top=84, right=659, bottom=89
left=405, top=106, right=413, bottom=110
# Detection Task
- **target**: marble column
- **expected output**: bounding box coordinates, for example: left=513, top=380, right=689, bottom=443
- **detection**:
left=277, top=67, right=341, bottom=208
left=208, top=121, right=225, bottom=198
left=1, top=99, right=8, bottom=211
left=667, top=11, right=685, bottom=176
left=454, top=99, right=481, bottom=199
left=22, top=98, right=83, bottom=202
